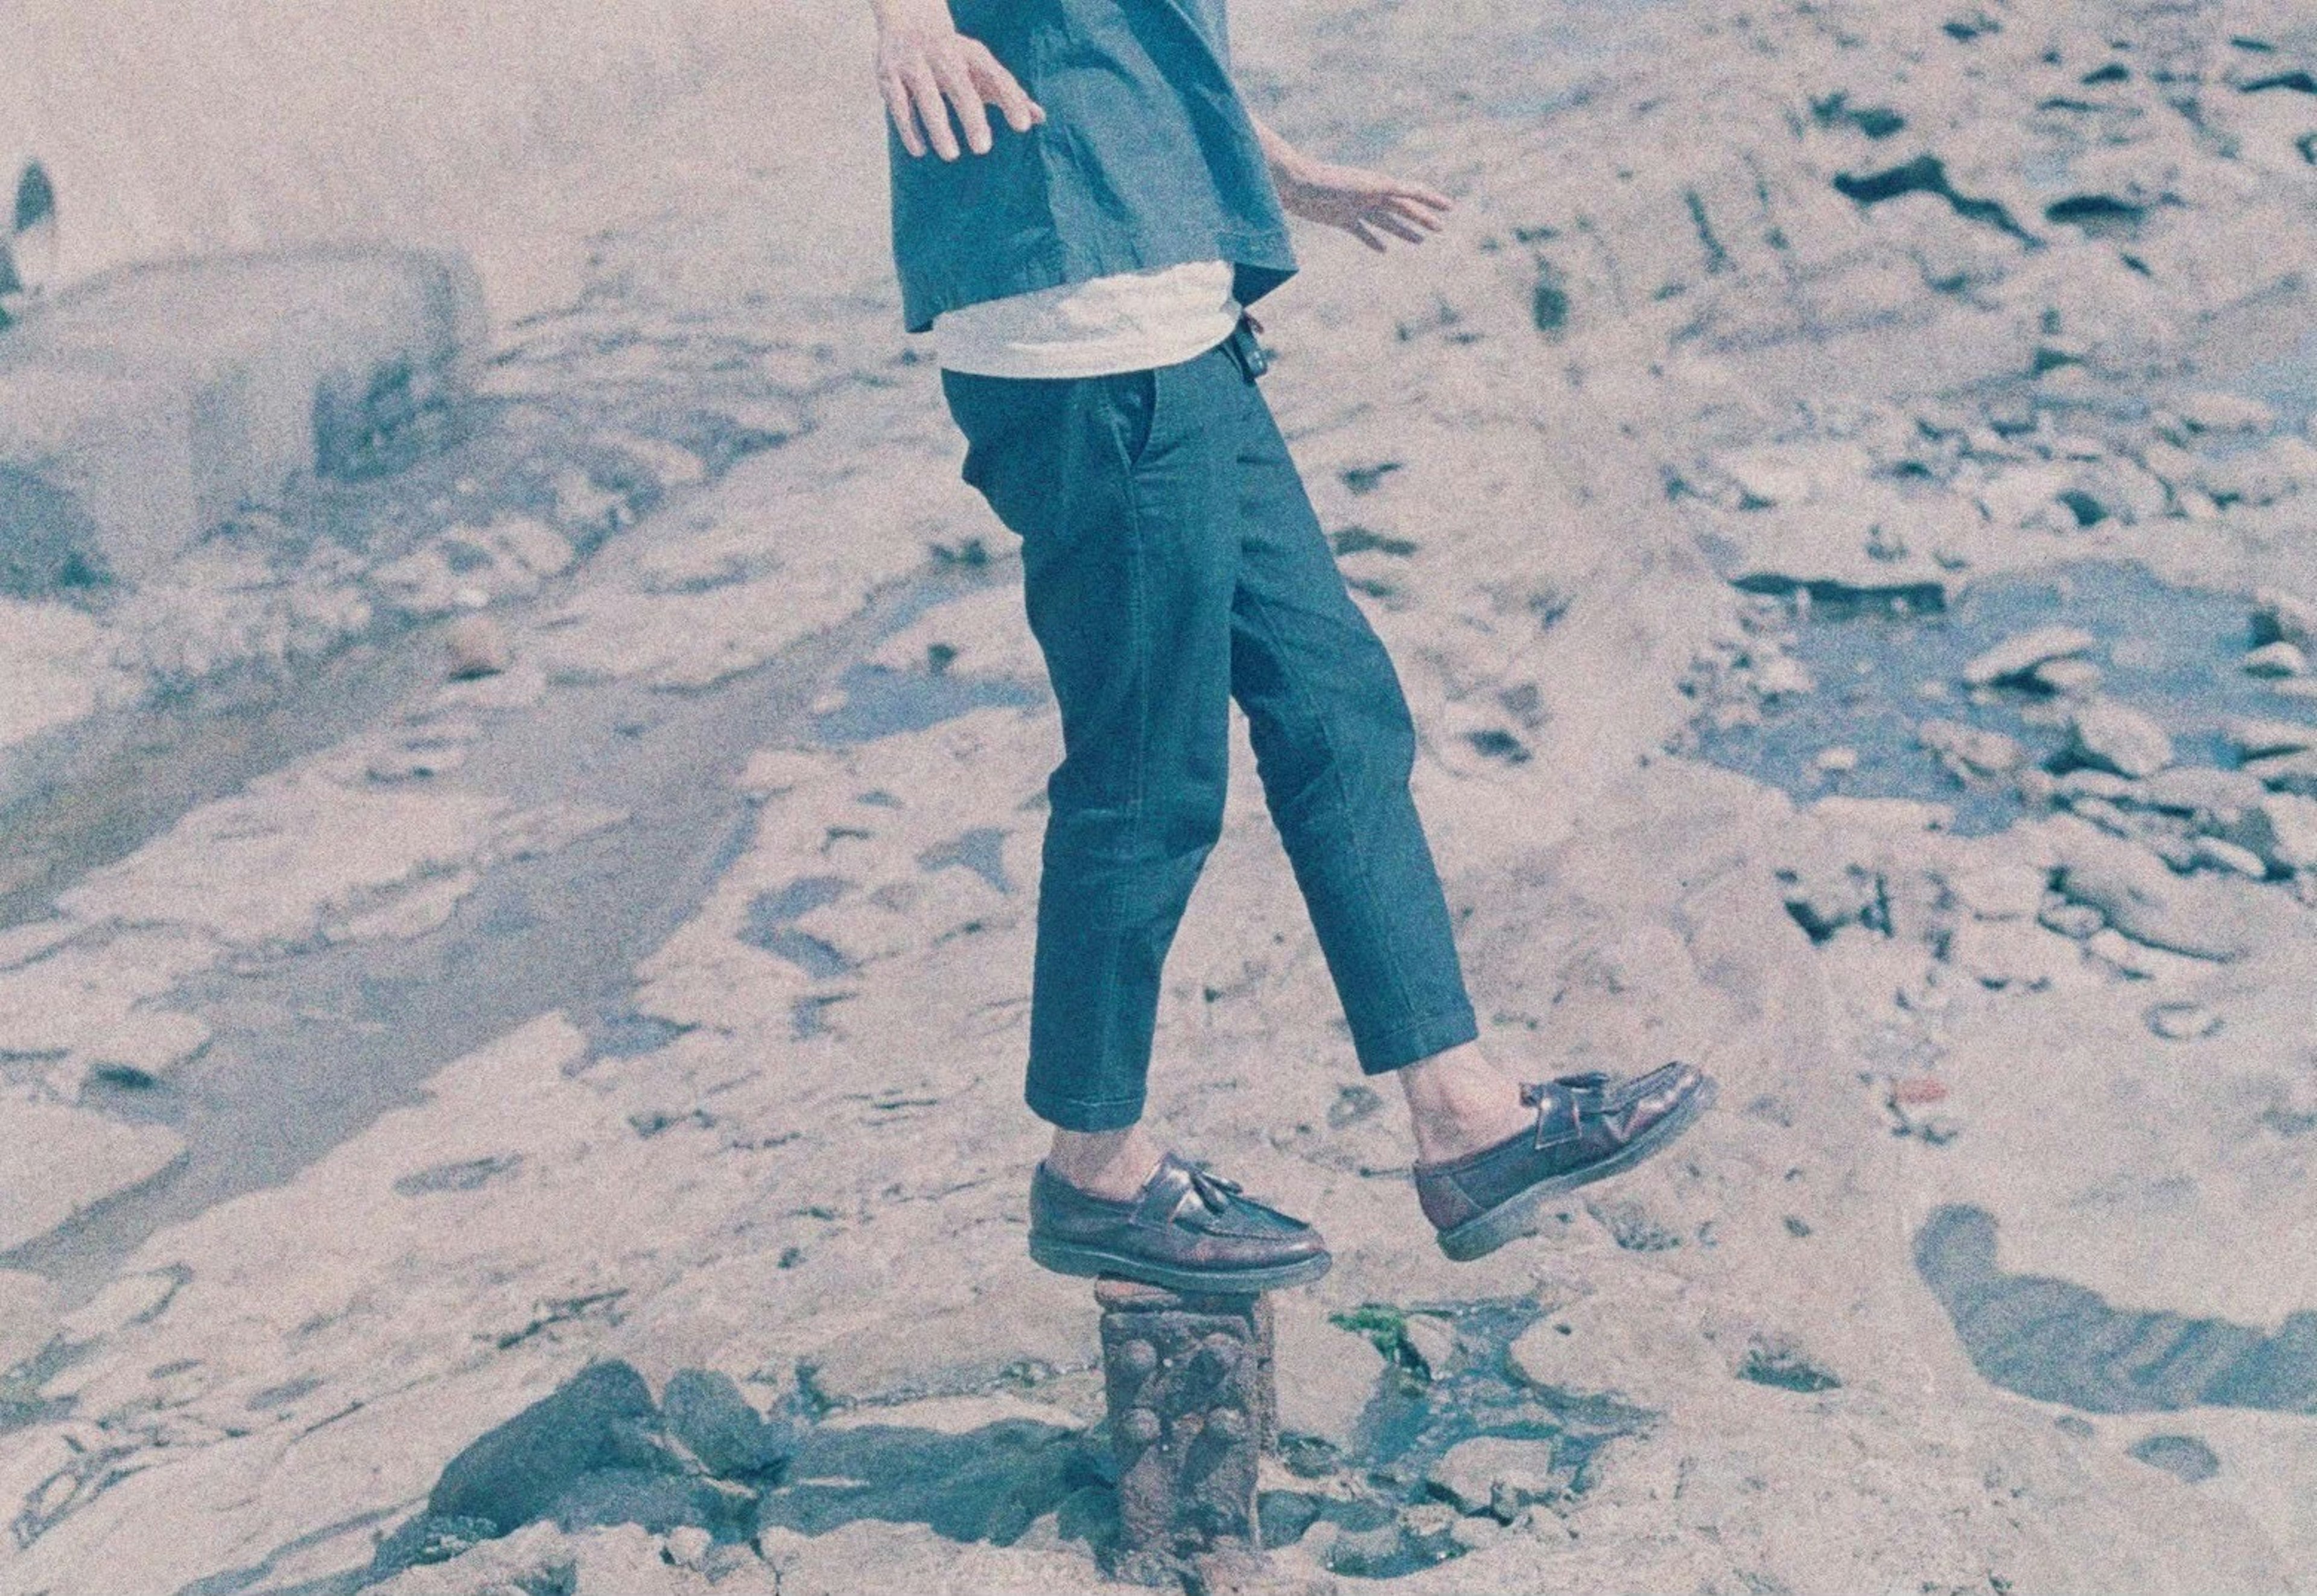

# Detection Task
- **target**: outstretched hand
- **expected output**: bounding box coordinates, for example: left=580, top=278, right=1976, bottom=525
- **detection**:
left=1275, top=160, right=1454, bottom=252
left=874, top=0, right=1045, bottom=160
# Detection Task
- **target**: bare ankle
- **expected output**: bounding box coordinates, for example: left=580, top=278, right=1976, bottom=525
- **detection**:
left=1398, top=1041, right=1530, bottom=1165
left=1046, top=1124, right=1163, bottom=1201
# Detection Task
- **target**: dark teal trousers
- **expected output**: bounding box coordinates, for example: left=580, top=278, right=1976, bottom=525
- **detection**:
left=941, top=320, right=1478, bottom=1131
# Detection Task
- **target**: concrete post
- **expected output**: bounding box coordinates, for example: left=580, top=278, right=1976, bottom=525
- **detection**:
left=1096, top=1279, right=1278, bottom=1586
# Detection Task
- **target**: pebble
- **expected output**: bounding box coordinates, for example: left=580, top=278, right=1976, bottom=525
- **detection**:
left=664, top=1525, right=713, bottom=1570
left=1814, top=745, right=1861, bottom=774
left=2172, top=391, right=2277, bottom=434
left=1961, top=625, right=2098, bottom=688
left=2065, top=700, right=2174, bottom=778
left=2226, top=718, right=2317, bottom=760
left=2191, top=836, right=2269, bottom=879
left=1918, top=719, right=2027, bottom=778
left=2245, top=641, right=2308, bottom=679
left=444, top=614, right=513, bottom=679
left=1426, top=1437, right=1569, bottom=1521
left=2252, top=587, right=2317, bottom=652
left=1401, top=1313, right=1459, bottom=1378
left=2032, top=657, right=2104, bottom=695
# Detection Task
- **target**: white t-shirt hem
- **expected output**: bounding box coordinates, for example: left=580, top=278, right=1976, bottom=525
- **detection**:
left=931, top=259, right=1242, bottom=379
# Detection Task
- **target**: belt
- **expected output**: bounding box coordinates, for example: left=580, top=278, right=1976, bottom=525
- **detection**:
left=1222, top=310, right=1270, bottom=382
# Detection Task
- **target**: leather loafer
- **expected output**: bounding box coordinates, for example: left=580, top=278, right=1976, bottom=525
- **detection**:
left=1028, top=1151, right=1332, bottom=1292
left=1415, top=1062, right=1715, bottom=1262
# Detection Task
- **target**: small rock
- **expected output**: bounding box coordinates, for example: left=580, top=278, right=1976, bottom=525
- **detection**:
left=663, top=1525, right=713, bottom=1569
left=1946, top=862, right=2050, bottom=920
left=2138, top=766, right=2266, bottom=821
left=1918, top=719, right=2028, bottom=779
left=1962, top=625, right=2097, bottom=688
left=2039, top=903, right=2113, bottom=940
left=2226, top=717, right=2317, bottom=760
left=445, top=615, right=513, bottom=680
left=2052, top=821, right=2284, bottom=960
left=661, top=1370, right=794, bottom=1480
left=2245, top=641, right=2308, bottom=678
left=1754, top=653, right=1815, bottom=697
left=2064, top=700, right=2174, bottom=778
left=2032, top=656, right=2103, bottom=695
left=2252, top=587, right=2317, bottom=652
left=1426, top=1437, right=1568, bottom=1520
left=2128, top=1432, right=2221, bottom=1484
left=2172, top=392, right=2275, bottom=434
left=2190, top=836, right=2269, bottom=878
left=1400, top=1314, right=1459, bottom=1379
left=1892, top=1075, right=1949, bottom=1105
left=2218, top=793, right=2317, bottom=874
left=2246, top=749, right=2317, bottom=797
left=2055, top=768, right=2141, bottom=803
left=1814, top=745, right=1861, bottom=774
left=2146, top=1002, right=2223, bottom=1041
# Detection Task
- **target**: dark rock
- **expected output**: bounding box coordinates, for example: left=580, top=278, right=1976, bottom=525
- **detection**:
left=663, top=1369, right=795, bottom=1481
left=2128, top=1433, right=2221, bottom=1484
left=426, top=1361, right=657, bottom=1534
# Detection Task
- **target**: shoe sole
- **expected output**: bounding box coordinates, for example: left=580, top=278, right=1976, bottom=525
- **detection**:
left=1434, top=1076, right=1717, bottom=1263
left=1027, top=1236, right=1333, bottom=1294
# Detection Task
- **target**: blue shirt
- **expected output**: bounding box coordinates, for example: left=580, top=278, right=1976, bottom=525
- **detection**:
left=888, top=0, right=1298, bottom=335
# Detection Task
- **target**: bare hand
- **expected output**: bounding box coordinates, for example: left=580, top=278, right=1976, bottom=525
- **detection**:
left=874, top=0, right=1044, bottom=160
left=1276, top=161, right=1452, bottom=251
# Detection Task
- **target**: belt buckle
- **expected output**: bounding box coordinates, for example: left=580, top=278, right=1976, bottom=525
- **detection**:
left=1234, top=314, right=1269, bottom=379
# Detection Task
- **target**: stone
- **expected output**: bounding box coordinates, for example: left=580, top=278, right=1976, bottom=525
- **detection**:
left=664, top=1525, right=714, bottom=1570
left=2227, top=717, right=2317, bottom=760
left=424, top=1361, right=660, bottom=1536
left=661, top=1369, right=795, bottom=1480
left=0, top=249, right=485, bottom=595
left=2032, top=657, right=2104, bottom=695
left=1096, top=1281, right=1276, bottom=1582
left=2246, top=749, right=2317, bottom=797
left=1961, top=625, right=2097, bottom=688
left=1917, top=719, right=2027, bottom=780
left=2217, top=793, right=2317, bottom=874
left=2191, top=836, right=2270, bottom=878
left=1400, top=1314, right=1459, bottom=1378
left=1426, top=1437, right=1570, bottom=1520
left=445, top=614, right=513, bottom=680
left=2049, top=821, right=2285, bottom=961
left=2063, top=700, right=2174, bottom=778
left=2172, top=392, right=2275, bottom=433
left=2138, top=766, right=2268, bottom=822
left=1945, top=862, right=2050, bottom=920
left=2252, top=588, right=2317, bottom=652
left=1814, top=745, right=1861, bottom=774
left=2245, top=642, right=2308, bottom=678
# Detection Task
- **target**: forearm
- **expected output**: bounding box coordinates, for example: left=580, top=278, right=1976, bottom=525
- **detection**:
left=1242, top=109, right=1317, bottom=188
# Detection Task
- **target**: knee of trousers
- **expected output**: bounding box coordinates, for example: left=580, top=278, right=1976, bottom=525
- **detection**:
left=1041, top=780, right=1228, bottom=868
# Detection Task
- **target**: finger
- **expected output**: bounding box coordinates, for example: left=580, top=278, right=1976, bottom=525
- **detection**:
left=1388, top=181, right=1455, bottom=211
left=879, top=69, right=927, bottom=158
left=1382, top=194, right=1446, bottom=232
left=1347, top=218, right=1386, bottom=253
left=932, top=49, right=995, bottom=154
left=903, top=61, right=961, bottom=159
left=964, top=42, right=1044, bottom=133
left=1370, top=209, right=1429, bottom=245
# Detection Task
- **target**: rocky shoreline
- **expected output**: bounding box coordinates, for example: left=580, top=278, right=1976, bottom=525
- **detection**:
left=4, top=1, right=2316, bottom=1591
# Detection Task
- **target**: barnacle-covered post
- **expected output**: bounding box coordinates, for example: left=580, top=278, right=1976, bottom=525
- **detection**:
left=1096, top=1279, right=1277, bottom=1584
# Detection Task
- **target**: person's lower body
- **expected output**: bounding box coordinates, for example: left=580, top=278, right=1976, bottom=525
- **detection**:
left=939, top=316, right=1709, bottom=1283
